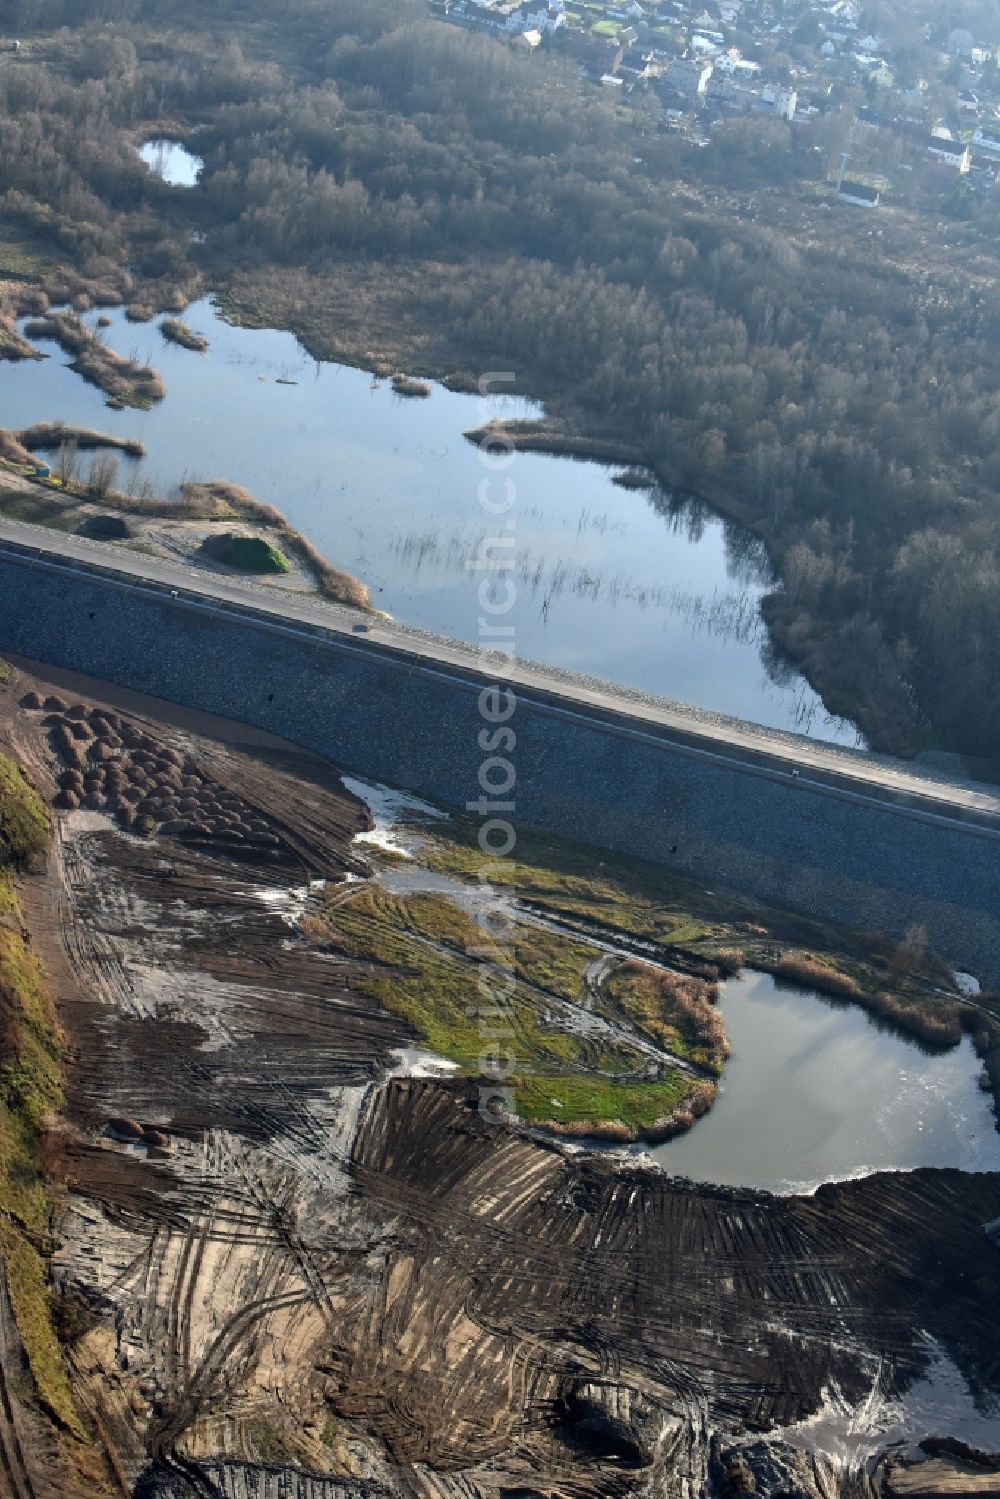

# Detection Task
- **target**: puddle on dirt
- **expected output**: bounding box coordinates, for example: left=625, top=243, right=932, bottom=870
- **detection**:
left=236, top=879, right=327, bottom=928
left=390, top=1047, right=462, bottom=1079
left=341, top=775, right=448, bottom=860
left=780, top=1338, right=1000, bottom=1464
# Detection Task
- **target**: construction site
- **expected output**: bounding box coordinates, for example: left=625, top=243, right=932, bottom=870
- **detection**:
left=0, top=655, right=996, bottom=1499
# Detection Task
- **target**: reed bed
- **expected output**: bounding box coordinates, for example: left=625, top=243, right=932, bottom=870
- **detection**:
left=18, top=423, right=145, bottom=459
left=22, top=311, right=165, bottom=410
left=160, top=318, right=208, bottom=353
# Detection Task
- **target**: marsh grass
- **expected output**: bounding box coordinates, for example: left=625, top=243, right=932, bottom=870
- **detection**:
left=22, top=311, right=165, bottom=409
left=606, top=960, right=729, bottom=1074
left=160, top=317, right=208, bottom=352
left=0, top=315, right=43, bottom=363
left=18, top=423, right=145, bottom=459
left=391, top=373, right=431, bottom=398
left=420, top=821, right=979, bottom=1061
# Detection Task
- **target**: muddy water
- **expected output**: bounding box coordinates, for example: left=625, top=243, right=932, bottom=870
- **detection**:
left=649, top=970, right=1000, bottom=1193
left=3, top=299, right=862, bottom=743
left=138, top=139, right=203, bottom=185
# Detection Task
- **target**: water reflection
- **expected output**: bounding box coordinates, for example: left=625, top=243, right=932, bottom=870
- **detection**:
left=648, top=971, right=1000, bottom=1193
left=3, top=299, right=862, bottom=743
left=139, top=139, right=203, bottom=187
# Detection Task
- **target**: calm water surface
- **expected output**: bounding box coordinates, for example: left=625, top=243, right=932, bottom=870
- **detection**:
left=650, top=971, right=1000, bottom=1192
left=5, top=300, right=861, bottom=741
left=139, top=139, right=203, bottom=186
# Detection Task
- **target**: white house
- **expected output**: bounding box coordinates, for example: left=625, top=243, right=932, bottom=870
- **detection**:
left=715, top=49, right=759, bottom=77
left=522, top=2, right=563, bottom=30
left=663, top=56, right=714, bottom=96
left=838, top=180, right=880, bottom=207
left=973, top=126, right=1000, bottom=155
left=761, top=84, right=797, bottom=120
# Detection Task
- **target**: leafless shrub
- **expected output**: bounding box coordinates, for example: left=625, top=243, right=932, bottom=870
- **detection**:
left=775, top=953, right=862, bottom=998
left=87, top=452, right=119, bottom=499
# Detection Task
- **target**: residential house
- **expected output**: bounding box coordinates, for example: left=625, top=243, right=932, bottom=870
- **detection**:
left=761, top=84, right=797, bottom=119
left=926, top=135, right=972, bottom=171
left=973, top=125, right=1000, bottom=155
left=661, top=55, right=714, bottom=98
left=837, top=179, right=880, bottom=206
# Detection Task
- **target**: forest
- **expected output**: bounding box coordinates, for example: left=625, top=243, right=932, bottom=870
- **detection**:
left=1, top=0, right=1000, bottom=756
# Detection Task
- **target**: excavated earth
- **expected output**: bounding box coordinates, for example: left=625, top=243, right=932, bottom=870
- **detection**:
left=0, top=656, right=998, bottom=1499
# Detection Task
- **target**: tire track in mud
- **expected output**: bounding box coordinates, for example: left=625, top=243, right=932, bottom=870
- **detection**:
left=0, top=1271, right=41, bottom=1499
left=17, top=685, right=1000, bottom=1492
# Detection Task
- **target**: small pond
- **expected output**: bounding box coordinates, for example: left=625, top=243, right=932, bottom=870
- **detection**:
left=138, top=138, right=203, bottom=186
left=649, top=970, right=1000, bottom=1193
left=5, top=299, right=862, bottom=743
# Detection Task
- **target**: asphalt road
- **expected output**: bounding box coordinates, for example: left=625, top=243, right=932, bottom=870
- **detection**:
left=2, top=515, right=999, bottom=831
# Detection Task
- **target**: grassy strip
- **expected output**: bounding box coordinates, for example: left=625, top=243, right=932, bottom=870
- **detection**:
left=0, top=914, right=81, bottom=1436
left=0, top=753, right=50, bottom=867
left=0, top=753, right=82, bottom=1436
left=0, top=490, right=79, bottom=530
left=514, top=1074, right=693, bottom=1136
left=508, top=921, right=601, bottom=1004
left=325, top=885, right=593, bottom=1070
left=422, top=822, right=968, bottom=1025
left=412, top=823, right=1000, bottom=1121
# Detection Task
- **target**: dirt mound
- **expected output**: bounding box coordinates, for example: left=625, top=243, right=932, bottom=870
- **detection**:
left=76, top=514, right=135, bottom=541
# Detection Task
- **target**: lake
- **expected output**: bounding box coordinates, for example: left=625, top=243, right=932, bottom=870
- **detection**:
left=649, top=969, right=1000, bottom=1193
left=6, top=299, right=862, bottom=743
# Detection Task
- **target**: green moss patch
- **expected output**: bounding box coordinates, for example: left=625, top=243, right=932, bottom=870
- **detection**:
left=205, top=532, right=291, bottom=574
left=0, top=753, right=51, bottom=868
left=514, top=1074, right=692, bottom=1133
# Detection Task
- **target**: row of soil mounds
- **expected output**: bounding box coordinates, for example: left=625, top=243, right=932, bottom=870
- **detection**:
left=24, top=692, right=298, bottom=863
